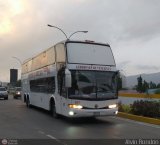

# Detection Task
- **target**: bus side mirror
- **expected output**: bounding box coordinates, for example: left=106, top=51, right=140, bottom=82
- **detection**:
left=65, top=69, right=72, bottom=88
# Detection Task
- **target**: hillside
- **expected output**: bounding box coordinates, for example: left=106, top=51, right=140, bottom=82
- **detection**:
left=126, top=72, right=160, bottom=88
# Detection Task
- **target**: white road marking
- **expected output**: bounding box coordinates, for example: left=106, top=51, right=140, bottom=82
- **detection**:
left=46, top=134, right=68, bottom=145
left=46, top=134, right=57, bottom=139
left=38, top=130, right=45, bottom=134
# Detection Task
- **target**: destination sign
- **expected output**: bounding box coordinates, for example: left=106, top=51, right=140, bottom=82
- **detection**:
left=68, top=64, right=116, bottom=71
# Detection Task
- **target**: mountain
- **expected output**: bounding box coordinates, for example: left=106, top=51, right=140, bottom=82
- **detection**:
left=126, top=72, right=160, bottom=88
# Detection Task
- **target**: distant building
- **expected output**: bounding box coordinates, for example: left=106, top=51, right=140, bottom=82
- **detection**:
left=10, top=69, right=18, bottom=86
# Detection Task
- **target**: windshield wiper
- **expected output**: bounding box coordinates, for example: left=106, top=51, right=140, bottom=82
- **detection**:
left=97, top=90, right=113, bottom=93
left=94, top=81, right=115, bottom=98
left=92, top=81, right=98, bottom=99
left=95, top=81, right=98, bottom=99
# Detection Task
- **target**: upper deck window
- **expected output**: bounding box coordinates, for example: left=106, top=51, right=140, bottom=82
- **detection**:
left=66, top=42, right=115, bottom=66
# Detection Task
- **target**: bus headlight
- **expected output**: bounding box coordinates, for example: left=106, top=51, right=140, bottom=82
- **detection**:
left=108, top=104, right=117, bottom=109
left=68, top=104, right=83, bottom=109
left=16, top=91, right=21, bottom=95
left=69, top=111, right=74, bottom=116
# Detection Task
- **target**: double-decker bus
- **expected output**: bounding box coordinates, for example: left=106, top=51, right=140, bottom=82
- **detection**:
left=21, top=40, right=119, bottom=118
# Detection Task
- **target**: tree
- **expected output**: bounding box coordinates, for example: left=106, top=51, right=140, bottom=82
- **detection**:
left=149, top=81, right=157, bottom=89
left=117, top=76, right=122, bottom=90
left=15, top=80, right=21, bottom=87
left=157, top=83, right=160, bottom=88
left=136, top=75, right=143, bottom=93
left=142, top=80, right=149, bottom=93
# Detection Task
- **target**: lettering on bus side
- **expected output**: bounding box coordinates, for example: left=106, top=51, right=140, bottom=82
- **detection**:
left=28, top=67, right=51, bottom=79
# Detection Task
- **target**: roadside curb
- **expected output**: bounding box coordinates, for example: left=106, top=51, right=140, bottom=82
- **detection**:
left=119, top=93, right=160, bottom=99
left=117, top=112, right=160, bottom=125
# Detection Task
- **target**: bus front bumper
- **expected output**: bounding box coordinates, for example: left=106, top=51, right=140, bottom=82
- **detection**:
left=67, top=108, right=118, bottom=118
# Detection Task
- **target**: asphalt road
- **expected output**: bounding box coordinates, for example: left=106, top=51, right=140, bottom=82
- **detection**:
left=0, top=95, right=159, bottom=145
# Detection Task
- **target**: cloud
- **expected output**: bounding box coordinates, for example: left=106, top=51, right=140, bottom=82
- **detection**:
left=94, top=0, right=160, bottom=42
left=136, top=65, right=160, bottom=71
left=117, top=61, right=131, bottom=69
left=0, top=0, right=160, bottom=82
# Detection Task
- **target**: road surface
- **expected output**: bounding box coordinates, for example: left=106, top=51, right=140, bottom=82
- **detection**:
left=0, top=95, right=159, bottom=145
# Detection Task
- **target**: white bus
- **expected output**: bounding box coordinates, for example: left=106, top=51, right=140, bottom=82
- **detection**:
left=21, top=40, right=119, bottom=118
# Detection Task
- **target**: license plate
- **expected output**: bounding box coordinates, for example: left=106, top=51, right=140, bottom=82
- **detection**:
left=93, top=112, right=100, bottom=116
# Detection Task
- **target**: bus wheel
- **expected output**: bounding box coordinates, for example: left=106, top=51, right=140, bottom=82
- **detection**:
left=24, top=95, right=26, bottom=102
left=52, top=103, right=59, bottom=118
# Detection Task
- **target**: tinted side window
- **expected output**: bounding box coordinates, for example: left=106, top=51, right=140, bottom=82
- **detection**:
left=30, top=77, right=55, bottom=93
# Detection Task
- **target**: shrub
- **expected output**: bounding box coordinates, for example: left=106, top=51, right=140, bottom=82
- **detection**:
left=118, top=102, right=131, bottom=113
left=131, top=100, right=160, bottom=118
left=118, top=102, right=123, bottom=112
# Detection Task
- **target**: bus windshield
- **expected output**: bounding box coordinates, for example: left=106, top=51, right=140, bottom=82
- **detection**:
left=68, top=70, right=118, bottom=100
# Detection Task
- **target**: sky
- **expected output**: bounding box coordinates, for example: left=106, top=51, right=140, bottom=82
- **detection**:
left=0, top=0, right=160, bottom=82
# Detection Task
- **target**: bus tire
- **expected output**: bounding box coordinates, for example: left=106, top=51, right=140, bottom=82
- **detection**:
left=52, top=102, right=59, bottom=118
left=24, top=95, right=26, bottom=102
left=4, top=97, right=8, bottom=100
